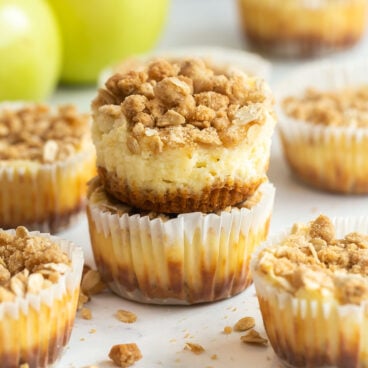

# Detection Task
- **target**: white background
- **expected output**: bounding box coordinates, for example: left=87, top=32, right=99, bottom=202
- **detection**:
left=53, top=0, right=368, bottom=367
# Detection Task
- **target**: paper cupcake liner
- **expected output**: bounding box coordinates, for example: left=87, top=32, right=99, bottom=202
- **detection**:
left=98, top=46, right=272, bottom=87
left=251, top=216, right=368, bottom=368
left=0, top=230, right=84, bottom=368
left=276, top=60, right=368, bottom=194
left=237, top=0, right=367, bottom=57
left=87, top=182, right=275, bottom=305
left=0, top=146, right=96, bottom=233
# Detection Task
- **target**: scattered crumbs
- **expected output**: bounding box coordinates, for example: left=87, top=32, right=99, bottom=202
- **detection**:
left=211, top=354, right=218, bottom=360
left=80, top=337, right=85, bottom=342
left=109, top=343, right=142, bottom=367
left=81, top=307, right=92, bottom=320
left=184, top=332, right=193, bottom=339
left=184, top=342, right=205, bottom=354
left=232, top=307, right=237, bottom=312
left=87, top=366, right=99, bottom=368
left=89, top=328, right=96, bottom=334
left=116, top=309, right=137, bottom=323
left=223, top=326, right=232, bottom=335
left=310, top=207, right=318, bottom=213
left=234, top=317, right=255, bottom=332
left=175, top=358, right=181, bottom=363
left=169, top=338, right=177, bottom=343
left=240, top=329, right=268, bottom=346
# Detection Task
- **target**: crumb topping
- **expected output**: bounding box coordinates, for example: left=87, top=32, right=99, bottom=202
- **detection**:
left=256, top=215, right=368, bottom=304
left=282, top=86, right=368, bottom=127
left=0, top=104, right=91, bottom=162
left=0, top=226, right=70, bottom=302
left=109, top=343, right=142, bottom=367
left=87, top=176, right=263, bottom=218
left=93, top=58, right=273, bottom=152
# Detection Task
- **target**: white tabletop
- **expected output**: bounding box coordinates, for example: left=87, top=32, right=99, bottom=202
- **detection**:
left=54, top=1, right=368, bottom=367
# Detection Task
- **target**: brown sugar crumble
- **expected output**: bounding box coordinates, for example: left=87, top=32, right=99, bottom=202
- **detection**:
left=256, top=215, right=368, bottom=304
left=184, top=342, right=205, bottom=354
left=93, top=57, right=273, bottom=153
left=241, top=329, right=268, bottom=346
left=0, top=104, right=91, bottom=162
left=116, top=309, right=137, bottom=323
left=234, top=316, right=255, bottom=332
left=109, top=343, right=142, bottom=368
left=0, top=226, right=70, bottom=302
left=282, top=86, right=368, bottom=127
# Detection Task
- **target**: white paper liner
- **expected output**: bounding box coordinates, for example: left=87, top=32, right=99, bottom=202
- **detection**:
left=0, top=102, right=96, bottom=233
left=87, top=182, right=275, bottom=305
left=0, top=230, right=84, bottom=368
left=251, top=216, right=368, bottom=368
left=98, top=46, right=272, bottom=87
left=275, top=60, right=368, bottom=193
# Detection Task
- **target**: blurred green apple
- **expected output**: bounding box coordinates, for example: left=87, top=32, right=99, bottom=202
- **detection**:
left=0, top=0, right=61, bottom=101
left=47, top=0, right=170, bottom=84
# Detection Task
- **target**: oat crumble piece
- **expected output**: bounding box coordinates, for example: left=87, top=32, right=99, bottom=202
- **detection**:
left=80, top=307, right=92, bottom=320
left=240, top=329, right=268, bottom=346
left=108, top=343, right=142, bottom=368
left=256, top=215, right=368, bottom=304
left=184, top=342, right=205, bottom=354
left=116, top=309, right=137, bottom=323
left=223, top=326, right=233, bottom=334
left=93, top=57, right=272, bottom=153
left=0, top=226, right=70, bottom=302
left=282, top=86, right=368, bottom=127
left=234, top=316, right=255, bottom=332
left=0, top=104, right=90, bottom=162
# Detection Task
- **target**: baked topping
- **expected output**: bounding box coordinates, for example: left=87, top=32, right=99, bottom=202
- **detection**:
left=87, top=176, right=263, bottom=218
left=0, top=104, right=91, bottom=162
left=282, top=86, right=368, bottom=127
left=256, top=215, right=368, bottom=304
left=0, top=226, right=70, bottom=302
left=109, top=343, right=142, bottom=367
left=93, top=58, right=273, bottom=151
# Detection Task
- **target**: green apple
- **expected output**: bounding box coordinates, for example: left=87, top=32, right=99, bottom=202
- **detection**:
left=0, top=0, right=61, bottom=101
left=47, top=0, right=170, bottom=84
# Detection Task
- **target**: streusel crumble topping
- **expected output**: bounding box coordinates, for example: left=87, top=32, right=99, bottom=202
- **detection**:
left=282, top=86, right=368, bottom=127
left=256, top=215, right=368, bottom=304
left=0, top=104, right=91, bottom=162
left=93, top=58, right=273, bottom=152
left=0, top=226, right=70, bottom=302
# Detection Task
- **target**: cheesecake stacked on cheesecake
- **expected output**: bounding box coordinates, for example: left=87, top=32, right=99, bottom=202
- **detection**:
left=87, top=56, right=276, bottom=304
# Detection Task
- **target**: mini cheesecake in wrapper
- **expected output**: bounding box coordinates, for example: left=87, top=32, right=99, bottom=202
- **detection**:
left=0, top=103, right=96, bottom=233
left=251, top=215, right=368, bottom=368
left=277, top=60, right=368, bottom=194
left=237, top=0, right=368, bottom=57
left=87, top=178, right=275, bottom=305
left=0, top=227, right=84, bottom=368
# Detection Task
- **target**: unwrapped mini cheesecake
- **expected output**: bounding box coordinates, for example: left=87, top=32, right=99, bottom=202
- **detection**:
left=251, top=215, right=368, bottom=367
left=92, top=57, right=276, bottom=213
left=0, top=103, right=96, bottom=233
left=87, top=177, right=275, bottom=304
left=0, top=226, right=83, bottom=368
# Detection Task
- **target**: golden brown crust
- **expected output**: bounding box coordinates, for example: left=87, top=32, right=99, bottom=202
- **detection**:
left=98, top=166, right=266, bottom=213
left=282, top=87, right=368, bottom=127
left=256, top=215, right=368, bottom=304
left=0, top=104, right=91, bottom=162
